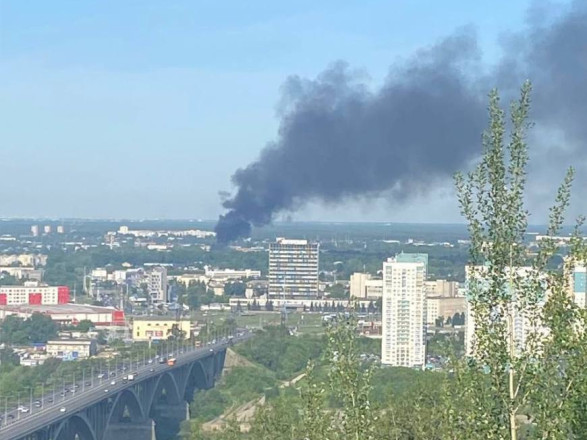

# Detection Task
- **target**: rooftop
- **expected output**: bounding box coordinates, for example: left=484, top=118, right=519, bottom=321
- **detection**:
left=131, top=316, right=185, bottom=322
left=0, top=303, right=119, bottom=314
left=274, top=238, right=311, bottom=245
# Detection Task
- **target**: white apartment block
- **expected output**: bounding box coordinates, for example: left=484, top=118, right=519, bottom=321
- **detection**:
left=566, top=260, right=587, bottom=309
left=464, top=265, right=548, bottom=357
left=381, top=253, right=427, bottom=368
left=148, top=266, right=168, bottom=303
left=268, top=238, right=319, bottom=297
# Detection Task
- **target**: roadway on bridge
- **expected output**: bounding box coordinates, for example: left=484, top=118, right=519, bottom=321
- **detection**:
left=0, top=336, right=244, bottom=440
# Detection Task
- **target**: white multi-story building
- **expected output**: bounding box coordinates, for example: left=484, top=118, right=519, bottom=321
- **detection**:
left=365, top=279, right=383, bottom=299
left=148, top=266, right=168, bottom=303
left=0, top=285, right=70, bottom=305
left=464, top=265, right=548, bottom=357
left=268, top=238, right=319, bottom=297
left=566, top=260, right=587, bottom=309
left=46, top=339, right=97, bottom=359
left=381, top=253, right=427, bottom=368
left=31, top=225, right=39, bottom=237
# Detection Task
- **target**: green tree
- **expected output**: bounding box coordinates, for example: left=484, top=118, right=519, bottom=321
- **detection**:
left=0, top=313, right=57, bottom=344
left=326, top=315, right=374, bottom=440
left=325, top=283, right=348, bottom=299
left=27, top=313, right=58, bottom=343
left=223, top=281, right=246, bottom=297
left=73, top=319, right=94, bottom=332
left=453, top=82, right=587, bottom=439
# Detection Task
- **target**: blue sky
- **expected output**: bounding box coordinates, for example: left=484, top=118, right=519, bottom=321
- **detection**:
left=0, top=1, right=549, bottom=220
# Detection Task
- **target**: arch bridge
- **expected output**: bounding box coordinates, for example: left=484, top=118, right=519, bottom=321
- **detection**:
left=1, top=340, right=238, bottom=440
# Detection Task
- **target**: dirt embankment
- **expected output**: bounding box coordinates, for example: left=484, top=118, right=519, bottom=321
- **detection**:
left=202, top=350, right=305, bottom=433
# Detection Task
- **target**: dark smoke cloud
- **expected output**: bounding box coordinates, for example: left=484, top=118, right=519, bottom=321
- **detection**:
left=521, top=1, right=587, bottom=144
left=498, top=0, right=587, bottom=217
left=216, top=1, right=587, bottom=243
left=216, top=31, right=486, bottom=242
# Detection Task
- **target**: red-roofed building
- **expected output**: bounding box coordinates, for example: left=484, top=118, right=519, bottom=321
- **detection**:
left=0, top=303, right=125, bottom=327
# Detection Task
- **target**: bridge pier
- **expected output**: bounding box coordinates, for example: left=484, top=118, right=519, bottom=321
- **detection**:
left=7, top=346, right=237, bottom=440
left=152, top=402, right=189, bottom=440
left=153, top=401, right=189, bottom=421
left=103, top=420, right=155, bottom=440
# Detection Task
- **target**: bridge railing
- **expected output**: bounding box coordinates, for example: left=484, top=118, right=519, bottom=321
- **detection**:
left=0, top=330, right=250, bottom=432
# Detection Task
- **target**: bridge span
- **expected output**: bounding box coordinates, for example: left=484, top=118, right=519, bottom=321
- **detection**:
left=0, top=335, right=249, bottom=440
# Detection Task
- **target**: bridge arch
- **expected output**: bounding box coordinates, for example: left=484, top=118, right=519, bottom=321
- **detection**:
left=105, top=388, right=146, bottom=426
left=147, top=371, right=182, bottom=415
left=183, top=359, right=210, bottom=403
left=53, top=413, right=97, bottom=440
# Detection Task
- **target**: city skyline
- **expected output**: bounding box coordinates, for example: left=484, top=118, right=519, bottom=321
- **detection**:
left=2, top=1, right=582, bottom=225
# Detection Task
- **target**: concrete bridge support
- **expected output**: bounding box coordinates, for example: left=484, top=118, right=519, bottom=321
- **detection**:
left=9, top=348, right=234, bottom=440
left=152, top=402, right=189, bottom=440
left=103, top=420, right=155, bottom=440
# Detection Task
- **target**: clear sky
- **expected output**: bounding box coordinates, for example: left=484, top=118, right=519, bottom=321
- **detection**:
left=0, top=1, right=555, bottom=221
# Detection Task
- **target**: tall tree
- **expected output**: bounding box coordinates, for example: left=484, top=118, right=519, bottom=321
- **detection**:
left=454, top=82, right=586, bottom=439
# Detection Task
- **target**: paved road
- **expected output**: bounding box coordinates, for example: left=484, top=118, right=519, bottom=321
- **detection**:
left=0, top=335, right=246, bottom=440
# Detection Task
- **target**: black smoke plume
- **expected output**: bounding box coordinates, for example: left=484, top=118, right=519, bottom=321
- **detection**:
left=216, top=1, right=587, bottom=243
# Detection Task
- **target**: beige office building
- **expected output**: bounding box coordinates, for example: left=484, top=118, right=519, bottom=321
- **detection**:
left=424, top=280, right=459, bottom=297
left=132, top=317, right=191, bottom=341
left=350, top=273, right=383, bottom=299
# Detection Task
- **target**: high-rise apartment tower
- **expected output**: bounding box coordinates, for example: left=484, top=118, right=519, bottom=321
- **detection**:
left=381, top=253, right=428, bottom=368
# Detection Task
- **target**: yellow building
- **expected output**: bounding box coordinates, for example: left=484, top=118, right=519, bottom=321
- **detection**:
left=132, top=317, right=191, bottom=341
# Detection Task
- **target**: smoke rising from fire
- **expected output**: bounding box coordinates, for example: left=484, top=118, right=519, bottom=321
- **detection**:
left=216, top=1, right=587, bottom=243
